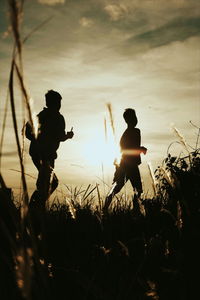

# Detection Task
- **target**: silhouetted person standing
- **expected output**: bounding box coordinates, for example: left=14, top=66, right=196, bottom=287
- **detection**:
left=104, top=108, right=147, bottom=211
left=25, top=90, right=74, bottom=209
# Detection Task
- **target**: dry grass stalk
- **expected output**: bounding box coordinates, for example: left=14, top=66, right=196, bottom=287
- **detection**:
left=65, top=197, right=76, bottom=219
left=22, top=15, right=53, bottom=44
left=101, top=162, right=106, bottom=196
left=8, top=2, right=52, bottom=143
left=8, top=0, right=23, bottom=66
left=5, top=2, right=58, bottom=299
left=160, top=166, right=176, bottom=189
left=15, top=62, right=38, bottom=138
left=104, top=117, right=108, bottom=142
left=147, top=162, right=157, bottom=197
left=106, top=103, right=116, bottom=138
left=172, top=126, right=190, bottom=153
left=96, top=183, right=102, bottom=211
left=9, top=60, right=29, bottom=209
left=82, top=184, right=91, bottom=200
left=1, top=1, right=48, bottom=170
left=0, top=91, right=9, bottom=170
left=82, top=185, right=97, bottom=201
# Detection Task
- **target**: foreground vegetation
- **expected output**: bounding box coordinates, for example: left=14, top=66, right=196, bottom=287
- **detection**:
left=1, top=1, right=200, bottom=299
left=0, top=146, right=200, bottom=300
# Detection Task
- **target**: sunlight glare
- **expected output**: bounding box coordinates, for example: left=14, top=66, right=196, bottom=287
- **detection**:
left=83, top=135, right=121, bottom=167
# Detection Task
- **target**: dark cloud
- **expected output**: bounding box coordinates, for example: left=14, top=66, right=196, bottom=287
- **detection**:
left=10, top=0, right=198, bottom=63
left=121, top=17, right=200, bottom=55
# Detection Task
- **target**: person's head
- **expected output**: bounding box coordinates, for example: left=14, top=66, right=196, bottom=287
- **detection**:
left=123, top=108, right=138, bottom=127
left=45, top=90, right=62, bottom=111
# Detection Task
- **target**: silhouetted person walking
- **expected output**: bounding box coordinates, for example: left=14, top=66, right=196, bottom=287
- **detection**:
left=25, top=90, right=74, bottom=209
left=104, top=108, right=147, bottom=211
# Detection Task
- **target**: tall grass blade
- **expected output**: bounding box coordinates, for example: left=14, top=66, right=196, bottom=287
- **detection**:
left=82, top=184, right=91, bottom=200
left=14, top=62, right=38, bottom=138
left=106, top=103, right=115, bottom=137
left=189, top=121, right=200, bottom=150
left=83, top=185, right=97, bottom=201
left=9, top=59, right=29, bottom=211
left=172, top=126, right=190, bottom=153
left=65, top=197, right=76, bottom=219
left=104, top=117, right=107, bottom=142
left=8, top=0, right=23, bottom=67
left=96, top=183, right=102, bottom=211
left=0, top=91, right=9, bottom=170
left=22, top=16, right=53, bottom=44
left=147, top=162, right=157, bottom=197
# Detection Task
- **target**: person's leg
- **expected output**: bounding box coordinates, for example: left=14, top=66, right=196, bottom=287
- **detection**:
left=128, top=165, right=144, bottom=214
left=35, top=160, right=53, bottom=209
left=32, top=156, right=41, bottom=171
left=29, top=156, right=42, bottom=208
left=50, top=173, right=58, bottom=194
left=104, top=166, right=127, bottom=211
left=30, top=158, right=58, bottom=209
left=129, top=165, right=143, bottom=196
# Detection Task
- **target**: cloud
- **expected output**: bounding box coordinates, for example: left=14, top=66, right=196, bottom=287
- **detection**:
left=120, top=17, right=200, bottom=55
left=79, top=17, right=94, bottom=28
left=15, top=0, right=199, bottom=64
left=104, top=4, right=128, bottom=21
left=38, top=0, right=65, bottom=5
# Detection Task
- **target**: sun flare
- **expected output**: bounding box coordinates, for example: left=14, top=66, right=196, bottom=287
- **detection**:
left=83, top=137, right=121, bottom=167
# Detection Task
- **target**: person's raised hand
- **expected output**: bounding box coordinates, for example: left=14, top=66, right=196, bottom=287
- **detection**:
left=141, top=146, right=147, bottom=155
left=66, top=127, right=74, bottom=139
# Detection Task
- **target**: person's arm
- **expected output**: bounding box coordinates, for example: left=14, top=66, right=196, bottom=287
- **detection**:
left=136, top=129, right=147, bottom=154
left=138, top=129, right=147, bottom=154
left=59, top=116, right=74, bottom=141
left=25, top=122, right=35, bottom=141
left=60, top=128, right=74, bottom=141
left=140, top=146, right=147, bottom=154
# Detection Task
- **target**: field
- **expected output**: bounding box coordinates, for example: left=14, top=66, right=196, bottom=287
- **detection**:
left=1, top=147, right=200, bottom=299
left=1, top=1, right=200, bottom=299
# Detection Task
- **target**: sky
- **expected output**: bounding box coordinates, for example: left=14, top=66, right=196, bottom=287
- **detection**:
left=0, top=0, right=200, bottom=198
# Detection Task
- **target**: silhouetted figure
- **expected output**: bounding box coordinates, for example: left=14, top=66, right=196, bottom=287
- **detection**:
left=25, top=90, right=74, bottom=209
left=104, top=108, right=147, bottom=211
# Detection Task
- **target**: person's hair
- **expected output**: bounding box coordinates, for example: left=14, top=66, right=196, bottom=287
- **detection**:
left=123, top=108, right=138, bottom=126
left=45, top=90, right=62, bottom=109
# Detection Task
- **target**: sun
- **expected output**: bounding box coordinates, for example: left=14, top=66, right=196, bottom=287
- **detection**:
left=83, top=136, right=121, bottom=167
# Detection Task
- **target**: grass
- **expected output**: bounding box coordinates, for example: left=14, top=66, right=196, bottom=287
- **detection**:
left=1, top=146, right=200, bottom=299
left=1, top=1, right=200, bottom=299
